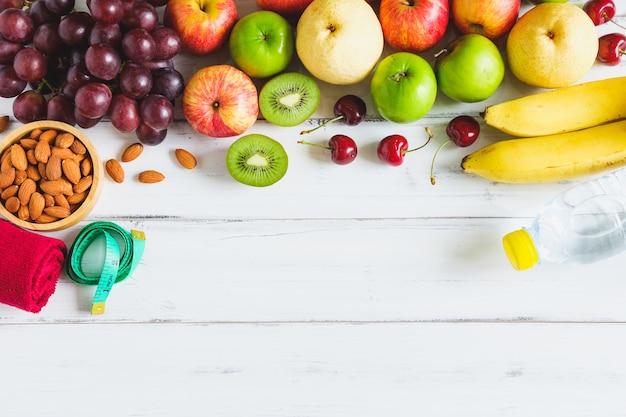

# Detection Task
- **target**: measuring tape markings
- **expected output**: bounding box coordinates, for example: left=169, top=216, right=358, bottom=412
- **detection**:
left=65, top=222, right=146, bottom=315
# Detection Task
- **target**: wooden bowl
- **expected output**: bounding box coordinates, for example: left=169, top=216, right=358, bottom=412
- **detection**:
left=0, top=121, right=102, bottom=231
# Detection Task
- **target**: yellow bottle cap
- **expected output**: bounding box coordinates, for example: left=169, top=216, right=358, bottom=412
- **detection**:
left=502, top=228, right=539, bottom=271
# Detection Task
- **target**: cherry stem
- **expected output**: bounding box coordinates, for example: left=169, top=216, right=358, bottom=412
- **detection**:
left=610, top=18, right=626, bottom=31
left=430, top=139, right=451, bottom=185
left=300, top=115, right=345, bottom=134
left=402, top=127, right=433, bottom=155
left=297, top=139, right=330, bottom=150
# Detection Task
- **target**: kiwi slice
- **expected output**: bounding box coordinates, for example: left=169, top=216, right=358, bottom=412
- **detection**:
left=226, top=134, right=288, bottom=187
left=259, top=72, right=320, bottom=127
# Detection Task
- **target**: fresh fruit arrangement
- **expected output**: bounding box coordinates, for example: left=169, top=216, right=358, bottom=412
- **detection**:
left=0, top=0, right=624, bottom=190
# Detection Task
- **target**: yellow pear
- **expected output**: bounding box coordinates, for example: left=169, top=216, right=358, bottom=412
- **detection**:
left=295, top=0, right=383, bottom=85
left=506, top=3, right=598, bottom=88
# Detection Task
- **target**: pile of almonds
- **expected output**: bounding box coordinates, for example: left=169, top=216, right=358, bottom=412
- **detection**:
left=0, top=128, right=93, bottom=224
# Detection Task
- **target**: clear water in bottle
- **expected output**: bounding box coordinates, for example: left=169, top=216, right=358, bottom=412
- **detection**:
left=503, top=169, right=626, bottom=270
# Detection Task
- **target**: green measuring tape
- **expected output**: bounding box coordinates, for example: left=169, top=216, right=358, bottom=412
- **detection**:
left=65, top=221, right=146, bottom=315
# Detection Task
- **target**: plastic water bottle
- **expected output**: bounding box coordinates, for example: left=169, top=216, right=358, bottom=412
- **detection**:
left=502, top=168, right=626, bottom=270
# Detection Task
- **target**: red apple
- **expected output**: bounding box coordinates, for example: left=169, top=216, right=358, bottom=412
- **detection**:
left=182, top=64, right=259, bottom=137
left=379, top=0, right=449, bottom=53
left=164, top=0, right=237, bottom=56
left=255, top=0, right=313, bottom=17
left=451, top=0, right=520, bottom=41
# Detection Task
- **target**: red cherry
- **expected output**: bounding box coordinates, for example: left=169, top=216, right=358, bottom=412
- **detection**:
left=300, top=94, right=366, bottom=134
left=377, top=128, right=433, bottom=166
left=298, top=134, right=358, bottom=165
left=583, top=0, right=625, bottom=29
left=430, top=115, right=480, bottom=185
left=597, top=33, right=626, bottom=66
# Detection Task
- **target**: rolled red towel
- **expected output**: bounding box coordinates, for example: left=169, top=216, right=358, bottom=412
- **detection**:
left=0, top=219, right=67, bottom=313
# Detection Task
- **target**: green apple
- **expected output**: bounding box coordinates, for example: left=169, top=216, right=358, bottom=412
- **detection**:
left=370, top=52, right=437, bottom=124
left=435, top=33, right=504, bottom=103
left=229, top=10, right=294, bottom=79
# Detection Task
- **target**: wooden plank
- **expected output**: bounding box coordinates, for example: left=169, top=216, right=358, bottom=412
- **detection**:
left=1, top=322, right=625, bottom=417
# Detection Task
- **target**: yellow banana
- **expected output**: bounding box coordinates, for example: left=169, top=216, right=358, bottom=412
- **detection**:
left=482, top=76, right=626, bottom=137
left=461, top=119, right=626, bottom=183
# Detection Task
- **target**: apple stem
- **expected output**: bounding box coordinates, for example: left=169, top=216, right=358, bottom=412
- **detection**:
left=387, top=70, right=407, bottom=82
left=300, top=115, right=345, bottom=135
left=434, top=48, right=448, bottom=59
left=297, top=139, right=331, bottom=151
left=402, top=127, right=433, bottom=155
left=430, top=139, right=451, bottom=185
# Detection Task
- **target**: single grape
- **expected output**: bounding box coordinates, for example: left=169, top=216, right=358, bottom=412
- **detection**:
left=136, top=122, right=166, bottom=145
left=0, top=66, right=27, bottom=98
left=88, top=0, right=123, bottom=24
left=58, top=11, right=94, bottom=48
left=89, top=21, right=122, bottom=47
left=0, top=0, right=24, bottom=12
left=74, top=81, right=112, bottom=119
left=13, top=89, right=47, bottom=123
left=118, top=62, right=152, bottom=99
left=13, top=47, right=48, bottom=83
left=142, top=58, right=173, bottom=73
left=151, top=67, right=184, bottom=101
left=109, top=93, right=140, bottom=132
left=33, top=22, right=63, bottom=56
left=44, top=0, right=75, bottom=16
left=85, top=43, right=121, bottom=81
left=28, top=0, right=59, bottom=26
left=0, top=38, right=22, bottom=64
left=121, top=0, right=157, bottom=31
left=140, top=93, right=173, bottom=130
left=65, top=61, right=94, bottom=91
left=74, top=107, right=101, bottom=128
left=151, top=26, right=181, bottom=61
left=47, top=94, right=76, bottom=125
left=0, top=8, right=35, bottom=43
left=121, top=28, right=155, bottom=63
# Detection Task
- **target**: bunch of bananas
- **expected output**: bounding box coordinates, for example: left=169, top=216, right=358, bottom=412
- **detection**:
left=461, top=76, right=626, bottom=183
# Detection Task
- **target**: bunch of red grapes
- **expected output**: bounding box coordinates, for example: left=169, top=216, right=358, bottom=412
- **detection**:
left=0, top=0, right=184, bottom=145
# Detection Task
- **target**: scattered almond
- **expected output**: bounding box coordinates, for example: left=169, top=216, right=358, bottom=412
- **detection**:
left=105, top=159, right=125, bottom=183
left=138, top=170, right=165, bottom=183
left=0, top=115, right=9, bottom=134
left=121, top=142, right=144, bottom=162
left=175, top=148, right=197, bottom=170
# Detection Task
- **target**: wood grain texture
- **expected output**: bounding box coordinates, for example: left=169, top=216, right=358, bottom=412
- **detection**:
left=1, top=1, right=626, bottom=416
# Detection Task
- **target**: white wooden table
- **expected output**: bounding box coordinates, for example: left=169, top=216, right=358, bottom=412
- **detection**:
left=3, top=1, right=626, bottom=416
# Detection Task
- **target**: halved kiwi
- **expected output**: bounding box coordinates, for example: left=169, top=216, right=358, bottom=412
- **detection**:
left=259, top=72, right=320, bottom=127
left=226, top=134, right=288, bottom=187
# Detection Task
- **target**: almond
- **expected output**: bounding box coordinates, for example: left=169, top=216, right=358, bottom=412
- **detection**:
left=43, top=193, right=55, bottom=207
left=29, top=128, right=43, bottom=140
left=43, top=205, right=71, bottom=219
left=10, top=143, right=27, bottom=171
left=34, top=213, right=57, bottom=224
left=73, top=175, right=92, bottom=193
left=138, top=170, right=165, bottom=183
left=4, top=196, right=19, bottom=213
left=26, top=164, right=41, bottom=181
left=40, top=178, right=73, bottom=196
left=0, top=167, right=15, bottom=188
left=53, top=194, right=70, bottom=209
left=80, top=157, right=92, bottom=176
left=18, top=177, right=37, bottom=205
left=45, top=153, right=63, bottom=181
left=34, top=139, right=51, bottom=163
left=26, top=149, right=37, bottom=165
left=38, top=129, right=57, bottom=144
left=121, top=143, right=144, bottom=162
left=28, top=192, right=45, bottom=220
left=105, top=159, right=124, bottom=183
left=51, top=146, right=76, bottom=159
left=70, top=139, right=87, bottom=155
left=55, top=132, right=75, bottom=148
left=67, top=191, right=87, bottom=205
left=62, top=158, right=81, bottom=184
left=1, top=184, right=18, bottom=200
left=0, top=115, right=9, bottom=134
left=175, top=148, right=197, bottom=169
left=1, top=148, right=12, bottom=171
left=13, top=169, right=26, bottom=185
left=19, top=138, right=38, bottom=149
left=17, top=204, right=29, bottom=221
